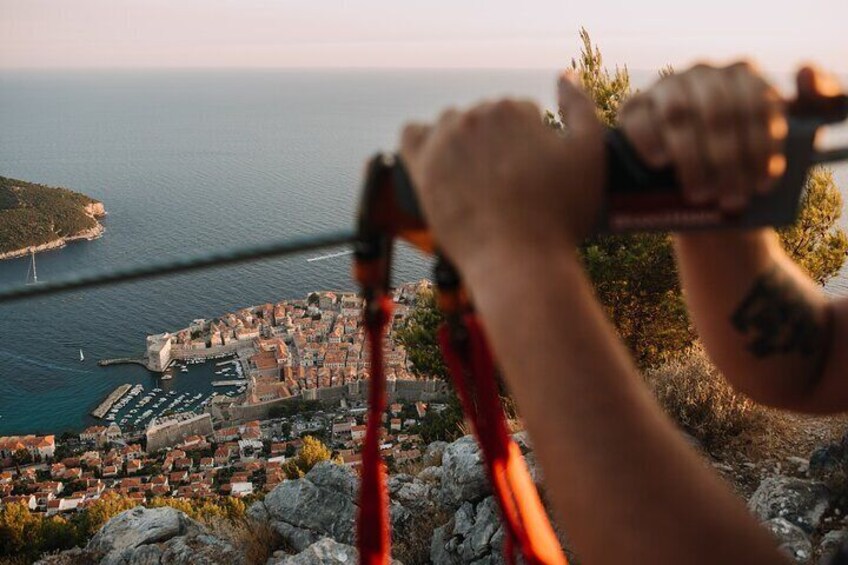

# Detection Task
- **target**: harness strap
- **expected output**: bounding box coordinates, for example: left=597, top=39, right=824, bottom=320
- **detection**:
left=358, top=295, right=394, bottom=565
left=438, top=313, right=568, bottom=565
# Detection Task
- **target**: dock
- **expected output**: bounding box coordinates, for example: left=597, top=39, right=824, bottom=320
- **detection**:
left=92, top=383, right=132, bottom=419
left=212, top=380, right=248, bottom=387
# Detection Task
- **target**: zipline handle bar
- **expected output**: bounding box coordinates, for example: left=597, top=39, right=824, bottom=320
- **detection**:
left=378, top=92, right=848, bottom=241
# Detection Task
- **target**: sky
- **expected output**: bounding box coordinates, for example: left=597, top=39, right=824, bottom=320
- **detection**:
left=1, top=0, right=846, bottom=72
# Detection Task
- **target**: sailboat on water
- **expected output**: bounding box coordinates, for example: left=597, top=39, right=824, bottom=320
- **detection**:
left=25, top=250, right=38, bottom=285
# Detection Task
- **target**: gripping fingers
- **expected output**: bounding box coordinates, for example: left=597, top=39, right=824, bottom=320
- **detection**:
left=619, top=94, right=669, bottom=168
left=685, top=65, right=748, bottom=212
left=400, top=123, right=432, bottom=159
left=650, top=75, right=710, bottom=202
left=729, top=63, right=786, bottom=195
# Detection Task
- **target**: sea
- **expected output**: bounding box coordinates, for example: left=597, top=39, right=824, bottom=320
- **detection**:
left=0, top=69, right=846, bottom=436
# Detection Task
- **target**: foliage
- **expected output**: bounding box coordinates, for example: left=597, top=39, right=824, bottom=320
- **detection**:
left=547, top=30, right=846, bottom=367
left=267, top=399, right=322, bottom=419
left=0, top=494, right=254, bottom=563
left=547, top=30, right=693, bottom=367
left=148, top=496, right=246, bottom=523
left=395, top=289, right=448, bottom=379
left=394, top=290, right=467, bottom=441
left=0, top=501, right=44, bottom=559
left=280, top=435, right=341, bottom=479
left=0, top=176, right=101, bottom=255
left=779, top=167, right=848, bottom=285
left=12, top=449, right=32, bottom=467
left=417, top=394, right=465, bottom=444
left=568, top=27, right=630, bottom=127
left=72, top=493, right=140, bottom=541
left=646, top=346, right=772, bottom=449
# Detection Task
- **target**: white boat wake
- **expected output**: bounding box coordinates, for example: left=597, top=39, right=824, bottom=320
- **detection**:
left=306, top=250, right=354, bottom=262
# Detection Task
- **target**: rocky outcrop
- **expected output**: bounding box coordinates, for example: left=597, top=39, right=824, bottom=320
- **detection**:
left=431, top=497, right=505, bottom=564
left=43, top=431, right=848, bottom=565
left=251, top=462, right=360, bottom=552
left=269, top=538, right=402, bottom=565
left=37, top=507, right=242, bottom=565
left=764, top=517, right=814, bottom=563
left=749, top=477, right=833, bottom=533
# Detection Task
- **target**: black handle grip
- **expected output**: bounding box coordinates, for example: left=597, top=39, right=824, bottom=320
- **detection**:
left=385, top=116, right=826, bottom=235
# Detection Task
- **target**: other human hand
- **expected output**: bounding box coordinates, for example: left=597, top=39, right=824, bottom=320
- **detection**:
left=399, top=75, right=604, bottom=279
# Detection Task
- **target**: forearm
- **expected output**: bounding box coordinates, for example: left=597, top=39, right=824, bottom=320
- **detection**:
left=673, top=230, right=839, bottom=411
left=462, top=246, right=785, bottom=565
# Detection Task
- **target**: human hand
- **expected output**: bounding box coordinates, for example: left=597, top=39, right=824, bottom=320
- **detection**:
left=398, top=75, right=604, bottom=280
left=618, top=62, right=788, bottom=213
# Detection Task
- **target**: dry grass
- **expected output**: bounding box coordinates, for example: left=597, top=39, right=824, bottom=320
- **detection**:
left=646, top=346, right=775, bottom=451
left=393, top=507, right=452, bottom=565
left=204, top=516, right=280, bottom=565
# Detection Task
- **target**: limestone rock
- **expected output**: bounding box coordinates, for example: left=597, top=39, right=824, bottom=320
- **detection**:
left=439, top=436, right=490, bottom=509
left=255, top=462, right=359, bottom=552
left=423, top=441, right=449, bottom=467
left=268, top=538, right=405, bottom=565
left=417, top=465, right=443, bottom=484
left=764, top=517, right=813, bottom=563
left=749, top=477, right=833, bottom=533
left=818, top=530, right=848, bottom=565
left=269, top=538, right=358, bottom=564
left=430, top=496, right=506, bottom=564
left=46, top=507, right=244, bottom=565
left=389, top=473, right=438, bottom=513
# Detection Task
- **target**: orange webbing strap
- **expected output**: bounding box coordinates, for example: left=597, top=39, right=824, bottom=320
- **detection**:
left=358, top=295, right=394, bottom=565
left=438, top=313, right=568, bottom=565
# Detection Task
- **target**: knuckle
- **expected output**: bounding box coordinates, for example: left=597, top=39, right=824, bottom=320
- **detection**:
left=400, top=124, right=419, bottom=144
left=438, top=108, right=457, bottom=123
left=459, top=110, right=478, bottom=129
left=703, top=103, right=732, bottom=131
left=492, top=99, right=517, bottom=116
left=657, top=94, right=691, bottom=126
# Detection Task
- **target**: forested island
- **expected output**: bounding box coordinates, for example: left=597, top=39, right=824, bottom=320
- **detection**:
left=0, top=175, right=106, bottom=260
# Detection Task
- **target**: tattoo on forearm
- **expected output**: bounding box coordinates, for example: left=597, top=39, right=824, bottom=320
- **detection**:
left=731, top=266, right=828, bottom=361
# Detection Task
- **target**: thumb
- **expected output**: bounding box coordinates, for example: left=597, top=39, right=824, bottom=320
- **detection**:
left=558, top=71, right=600, bottom=135
left=796, top=65, right=843, bottom=100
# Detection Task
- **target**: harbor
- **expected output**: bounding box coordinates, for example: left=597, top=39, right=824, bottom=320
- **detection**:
left=91, top=383, right=132, bottom=419
left=93, top=355, right=247, bottom=432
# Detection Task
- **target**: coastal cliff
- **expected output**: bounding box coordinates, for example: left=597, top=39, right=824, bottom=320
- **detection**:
left=0, top=176, right=106, bottom=260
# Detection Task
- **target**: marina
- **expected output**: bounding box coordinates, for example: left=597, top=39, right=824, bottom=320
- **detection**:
left=92, top=356, right=246, bottom=431
left=91, top=383, right=132, bottom=419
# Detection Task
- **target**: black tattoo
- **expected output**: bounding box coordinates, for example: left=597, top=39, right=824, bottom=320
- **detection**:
left=731, top=266, right=827, bottom=360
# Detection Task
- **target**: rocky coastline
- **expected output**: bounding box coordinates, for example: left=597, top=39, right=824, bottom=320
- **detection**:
left=0, top=201, right=106, bottom=261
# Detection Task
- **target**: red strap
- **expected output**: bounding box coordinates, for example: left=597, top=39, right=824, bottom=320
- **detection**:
left=439, top=314, right=568, bottom=565
left=358, top=295, right=394, bottom=565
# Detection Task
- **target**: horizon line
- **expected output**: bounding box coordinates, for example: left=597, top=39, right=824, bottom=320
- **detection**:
left=1, top=65, right=833, bottom=75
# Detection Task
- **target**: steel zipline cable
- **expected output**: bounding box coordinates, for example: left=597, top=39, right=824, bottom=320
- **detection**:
left=0, top=229, right=356, bottom=304
left=0, top=141, right=846, bottom=306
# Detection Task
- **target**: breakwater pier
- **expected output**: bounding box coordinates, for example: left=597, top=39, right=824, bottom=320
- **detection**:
left=98, top=357, right=150, bottom=369
left=212, top=380, right=248, bottom=387
left=92, top=384, right=132, bottom=419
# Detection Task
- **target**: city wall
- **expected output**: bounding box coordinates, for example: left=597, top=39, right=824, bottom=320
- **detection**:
left=145, top=414, right=214, bottom=452
left=228, top=379, right=448, bottom=422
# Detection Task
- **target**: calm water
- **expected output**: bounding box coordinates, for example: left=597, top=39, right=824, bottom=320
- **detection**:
left=0, top=70, right=846, bottom=435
